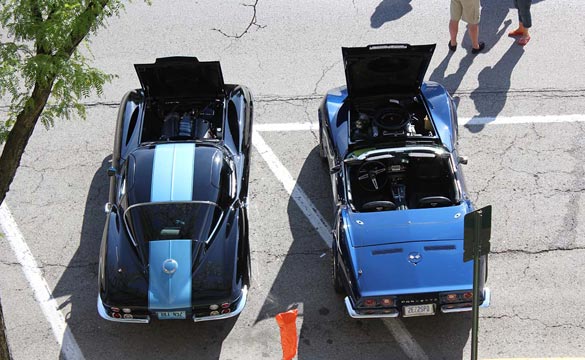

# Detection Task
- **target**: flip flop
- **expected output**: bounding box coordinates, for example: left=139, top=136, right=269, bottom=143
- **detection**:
left=471, top=42, right=485, bottom=54
left=517, top=35, right=531, bottom=46
left=508, top=29, right=524, bottom=37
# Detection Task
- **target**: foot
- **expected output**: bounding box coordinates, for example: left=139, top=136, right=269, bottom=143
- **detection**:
left=508, top=28, right=524, bottom=37
left=517, top=35, right=531, bottom=46
left=448, top=41, right=457, bottom=52
left=471, top=42, right=485, bottom=54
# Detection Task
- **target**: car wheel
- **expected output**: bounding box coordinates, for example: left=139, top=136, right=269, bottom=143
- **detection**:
left=331, top=245, right=344, bottom=294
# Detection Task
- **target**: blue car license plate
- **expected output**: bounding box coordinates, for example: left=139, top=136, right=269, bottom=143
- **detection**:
left=403, top=304, right=435, bottom=317
left=157, top=311, right=186, bottom=320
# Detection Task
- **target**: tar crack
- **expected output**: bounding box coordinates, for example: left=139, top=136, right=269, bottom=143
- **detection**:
left=212, top=0, right=266, bottom=39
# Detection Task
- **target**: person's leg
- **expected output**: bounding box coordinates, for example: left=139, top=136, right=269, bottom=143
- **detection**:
left=517, top=0, right=531, bottom=44
left=449, top=20, right=459, bottom=47
left=468, top=23, right=479, bottom=48
left=449, top=0, right=463, bottom=47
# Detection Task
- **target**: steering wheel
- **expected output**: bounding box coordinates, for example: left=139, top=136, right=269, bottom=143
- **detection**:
left=417, top=196, right=453, bottom=208
left=373, top=104, right=410, bottom=131
left=362, top=201, right=397, bottom=212
left=357, top=161, right=388, bottom=191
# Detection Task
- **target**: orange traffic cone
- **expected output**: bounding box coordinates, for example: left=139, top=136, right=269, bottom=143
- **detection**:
left=275, top=309, right=298, bottom=360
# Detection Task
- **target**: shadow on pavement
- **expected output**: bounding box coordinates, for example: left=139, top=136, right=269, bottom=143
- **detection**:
left=52, top=156, right=236, bottom=360
left=467, top=43, right=524, bottom=132
left=255, top=146, right=472, bottom=359
left=370, top=0, right=413, bottom=29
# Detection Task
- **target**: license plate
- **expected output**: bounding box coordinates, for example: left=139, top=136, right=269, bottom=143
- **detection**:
left=157, top=311, right=186, bottom=320
left=403, top=304, right=435, bottom=317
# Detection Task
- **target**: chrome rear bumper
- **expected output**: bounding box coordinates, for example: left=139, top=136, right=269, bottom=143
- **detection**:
left=97, top=285, right=248, bottom=324
left=344, top=287, right=491, bottom=318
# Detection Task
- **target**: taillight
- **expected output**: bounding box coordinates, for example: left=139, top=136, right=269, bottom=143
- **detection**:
left=363, top=299, right=377, bottom=307
left=462, top=292, right=473, bottom=300
left=440, top=290, right=474, bottom=304
left=221, top=302, right=230, bottom=309
left=381, top=298, right=394, bottom=307
left=221, top=309, right=231, bottom=314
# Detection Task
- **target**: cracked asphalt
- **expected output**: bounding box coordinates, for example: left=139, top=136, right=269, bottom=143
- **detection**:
left=2, top=0, right=585, bottom=359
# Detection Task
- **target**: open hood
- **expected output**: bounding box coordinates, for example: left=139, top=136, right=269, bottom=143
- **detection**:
left=134, top=57, right=225, bottom=99
left=342, top=44, right=435, bottom=98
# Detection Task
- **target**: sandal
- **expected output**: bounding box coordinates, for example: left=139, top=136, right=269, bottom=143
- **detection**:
left=517, top=35, right=531, bottom=46
left=508, top=28, right=524, bottom=37
left=448, top=41, right=457, bottom=52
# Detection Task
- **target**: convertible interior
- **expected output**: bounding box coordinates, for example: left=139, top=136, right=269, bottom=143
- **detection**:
left=347, top=151, right=459, bottom=212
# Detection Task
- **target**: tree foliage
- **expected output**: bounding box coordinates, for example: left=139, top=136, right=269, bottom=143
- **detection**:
left=0, top=0, right=134, bottom=143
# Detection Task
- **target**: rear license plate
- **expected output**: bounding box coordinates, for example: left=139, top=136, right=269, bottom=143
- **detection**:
left=403, top=304, right=435, bottom=317
left=157, top=311, right=186, bottom=320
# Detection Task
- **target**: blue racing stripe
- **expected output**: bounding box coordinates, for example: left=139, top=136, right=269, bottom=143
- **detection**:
left=148, top=240, right=192, bottom=310
left=151, top=143, right=195, bottom=202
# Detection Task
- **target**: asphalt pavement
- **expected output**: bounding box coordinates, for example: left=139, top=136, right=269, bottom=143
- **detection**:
left=1, top=0, right=585, bottom=359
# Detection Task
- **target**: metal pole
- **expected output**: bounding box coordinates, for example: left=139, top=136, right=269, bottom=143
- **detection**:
left=471, top=210, right=482, bottom=360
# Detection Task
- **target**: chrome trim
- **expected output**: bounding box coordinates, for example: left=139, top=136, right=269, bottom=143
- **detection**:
left=193, top=286, right=248, bottom=322
left=347, top=146, right=448, bottom=162
left=344, top=297, right=399, bottom=319
left=440, top=287, right=491, bottom=314
left=97, top=295, right=150, bottom=324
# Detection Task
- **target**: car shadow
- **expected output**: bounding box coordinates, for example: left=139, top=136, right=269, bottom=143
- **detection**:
left=466, top=43, right=524, bottom=132
left=52, top=156, right=236, bottom=360
left=370, top=0, right=413, bottom=29
left=255, top=146, right=472, bottom=359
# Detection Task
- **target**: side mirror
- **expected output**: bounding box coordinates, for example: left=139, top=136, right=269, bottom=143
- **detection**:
left=107, top=166, right=117, bottom=177
left=458, top=156, right=468, bottom=165
left=330, top=164, right=341, bottom=174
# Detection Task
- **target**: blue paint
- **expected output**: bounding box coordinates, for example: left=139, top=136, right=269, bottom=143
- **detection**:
left=151, top=143, right=195, bottom=202
left=351, top=240, right=473, bottom=298
left=344, top=203, right=469, bottom=248
left=148, top=240, right=192, bottom=310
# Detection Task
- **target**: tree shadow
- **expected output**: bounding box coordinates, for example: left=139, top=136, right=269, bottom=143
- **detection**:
left=52, top=156, right=236, bottom=360
left=255, top=146, right=472, bottom=359
left=370, top=0, right=413, bottom=29
left=466, top=43, right=524, bottom=132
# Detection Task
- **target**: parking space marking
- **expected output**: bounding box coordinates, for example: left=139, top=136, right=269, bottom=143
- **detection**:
left=251, top=129, right=430, bottom=360
left=0, top=203, right=85, bottom=360
left=254, top=114, right=585, bottom=133
left=251, top=130, right=331, bottom=246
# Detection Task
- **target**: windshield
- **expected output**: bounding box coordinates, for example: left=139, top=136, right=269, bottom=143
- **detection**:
left=124, top=201, right=222, bottom=244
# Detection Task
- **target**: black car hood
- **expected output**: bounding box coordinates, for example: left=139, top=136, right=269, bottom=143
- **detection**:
left=134, top=57, right=225, bottom=99
left=342, top=44, right=435, bottom=98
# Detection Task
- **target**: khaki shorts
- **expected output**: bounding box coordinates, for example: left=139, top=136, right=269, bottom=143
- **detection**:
left=450, top=0, right=480, bottom=24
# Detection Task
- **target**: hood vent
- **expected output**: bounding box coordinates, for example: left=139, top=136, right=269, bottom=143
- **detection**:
left=424, top=245, right=456, bottom=251
left=372, top=248, right=403, bottom=256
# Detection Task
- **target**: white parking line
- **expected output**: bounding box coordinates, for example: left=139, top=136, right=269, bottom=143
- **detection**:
left=253, top=114, right=585, bottom=133
left=251, top=130, right=430, bottom=360
left=0, top=203, right=85, bottom=360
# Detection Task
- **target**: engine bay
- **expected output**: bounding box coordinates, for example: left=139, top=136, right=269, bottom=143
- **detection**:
left=349, top=95, right=435, bottom=142
left=141, top=99, right=224, bottom=143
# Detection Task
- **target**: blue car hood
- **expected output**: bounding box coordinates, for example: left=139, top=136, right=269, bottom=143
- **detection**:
left=345, top=204, right=469, bottom=247
left=352, top=240, right=473, bottom=297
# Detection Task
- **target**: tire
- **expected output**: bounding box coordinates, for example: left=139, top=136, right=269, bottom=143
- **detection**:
left=332, top=245, right=344, bottom=294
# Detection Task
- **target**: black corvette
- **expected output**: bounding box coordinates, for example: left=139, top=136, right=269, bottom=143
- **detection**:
left=98, top=57, right=253, bottom=323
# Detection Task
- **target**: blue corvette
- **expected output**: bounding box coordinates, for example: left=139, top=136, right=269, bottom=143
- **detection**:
left=98, top=57, right=253, bottom=323
left=318, top=44, right=490, bottom=318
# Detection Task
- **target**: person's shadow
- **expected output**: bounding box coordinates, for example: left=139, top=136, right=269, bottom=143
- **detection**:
left=52, top=156, right=236, bottom=359
left=467, top=43, right=525, bottom=132
left=370, top=0, right=413, bottom=28
left=255, top=146, right=472, bottom=359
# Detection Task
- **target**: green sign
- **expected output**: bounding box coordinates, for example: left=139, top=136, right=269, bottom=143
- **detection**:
left=464, top=206, right=492, bottom=262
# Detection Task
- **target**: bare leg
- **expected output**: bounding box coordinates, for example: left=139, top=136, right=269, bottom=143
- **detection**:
left=468, top=23, right=479, bottom=49
left=449, top=20, right=459, bottom=46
